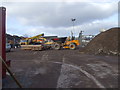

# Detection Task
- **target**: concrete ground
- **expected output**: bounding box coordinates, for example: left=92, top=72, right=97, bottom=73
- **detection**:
left=3, top=48, right=118, bottom=88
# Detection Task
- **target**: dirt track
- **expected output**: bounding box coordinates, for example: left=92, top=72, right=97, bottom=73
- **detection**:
left=3, top=48, right=118, bottom=88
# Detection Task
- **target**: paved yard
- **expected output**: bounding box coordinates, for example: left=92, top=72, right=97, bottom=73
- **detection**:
left=3, top=48, right=118, bottom=88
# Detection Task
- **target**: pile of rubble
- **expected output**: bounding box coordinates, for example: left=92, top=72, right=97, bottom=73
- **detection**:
left=80, top=27, right=120, bottom=55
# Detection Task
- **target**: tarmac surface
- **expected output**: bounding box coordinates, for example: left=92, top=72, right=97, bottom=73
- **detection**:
left=3, top=48, right=118, bottom=88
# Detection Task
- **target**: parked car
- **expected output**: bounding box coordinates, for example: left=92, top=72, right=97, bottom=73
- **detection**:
left=6, top=43, right=11, bottom=52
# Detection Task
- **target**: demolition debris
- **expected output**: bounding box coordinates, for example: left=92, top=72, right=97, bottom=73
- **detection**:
left=80, top=27, right=119, bottom=55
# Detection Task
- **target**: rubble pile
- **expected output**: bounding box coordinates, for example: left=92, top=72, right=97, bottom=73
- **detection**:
left=81, top=27, right=120, bottom=55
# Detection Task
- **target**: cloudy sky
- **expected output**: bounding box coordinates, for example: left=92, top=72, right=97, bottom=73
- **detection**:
left=1, top=0, right=119, bottom=37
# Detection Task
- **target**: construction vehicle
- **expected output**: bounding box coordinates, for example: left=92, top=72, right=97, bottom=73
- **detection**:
left=20, top=33, right=44, bottom=45
left=19, top=38, right=27, bottom=45
left=51, top=33, right=80, bottom=50
left=20, top=33, right=45, bottom=50
left=20, top=31, right=81, bottom=50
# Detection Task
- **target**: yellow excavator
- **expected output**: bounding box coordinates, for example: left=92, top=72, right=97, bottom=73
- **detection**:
left=20, top=33, right=45, bottom=45
left=20, top=33, right=45, bottom=51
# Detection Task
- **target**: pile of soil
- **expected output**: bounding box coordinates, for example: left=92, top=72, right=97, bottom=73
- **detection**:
left=80, top=27, right=120, bottom=55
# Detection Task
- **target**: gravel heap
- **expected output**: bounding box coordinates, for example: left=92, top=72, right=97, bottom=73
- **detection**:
left=80, top=27, right=120, bottom=55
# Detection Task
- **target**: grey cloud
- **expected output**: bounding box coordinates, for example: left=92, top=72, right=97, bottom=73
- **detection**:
left=11, top=20, right=116, bottom=37
left=80, top=21, right=118, bottom=35
left=5, top=2, right=118, bottom=28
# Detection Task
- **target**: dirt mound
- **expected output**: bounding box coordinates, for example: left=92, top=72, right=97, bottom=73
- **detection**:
left=80, top=27, right=120, bottom=55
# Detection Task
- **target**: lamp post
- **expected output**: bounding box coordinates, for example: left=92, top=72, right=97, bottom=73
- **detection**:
left=71, top=18, right=76, bottom=37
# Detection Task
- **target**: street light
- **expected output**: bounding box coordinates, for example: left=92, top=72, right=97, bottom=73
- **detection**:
left=71, top=18, right=76, bottom=37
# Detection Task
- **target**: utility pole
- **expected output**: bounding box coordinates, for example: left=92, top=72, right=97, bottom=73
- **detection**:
left=0, top=7, right=6, bottom=81
left=71, top=18, right=76, bottom=39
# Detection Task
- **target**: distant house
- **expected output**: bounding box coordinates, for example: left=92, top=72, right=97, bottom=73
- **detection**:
left=6, top=34, right=21, bottom=43
left=6, top=34, right=22, bottom=48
